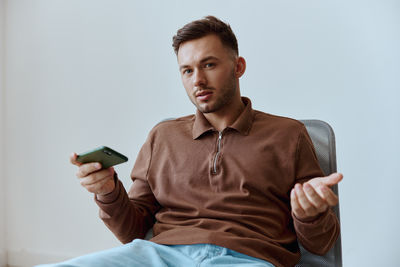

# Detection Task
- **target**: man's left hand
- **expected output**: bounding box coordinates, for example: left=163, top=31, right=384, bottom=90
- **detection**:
left=290, top=173, right=343, bottom=221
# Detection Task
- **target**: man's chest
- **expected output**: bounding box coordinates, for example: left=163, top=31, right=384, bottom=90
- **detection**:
left=148, top=130, right=297, bottom=208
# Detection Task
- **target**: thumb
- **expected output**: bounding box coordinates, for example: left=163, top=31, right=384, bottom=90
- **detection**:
left=322, top=172, right=343, bottom=187
left=69, top=152, right=82, bottom=167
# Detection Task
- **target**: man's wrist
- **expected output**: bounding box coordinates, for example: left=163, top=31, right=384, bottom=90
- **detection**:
left=292, top=209, right=329, bottom=224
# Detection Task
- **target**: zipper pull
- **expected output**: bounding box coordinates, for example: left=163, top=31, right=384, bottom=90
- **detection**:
left=213, top=131, right=223, bottom=174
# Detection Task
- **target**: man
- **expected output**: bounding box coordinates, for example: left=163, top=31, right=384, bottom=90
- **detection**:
left=45, top=16, right=342, bottom=267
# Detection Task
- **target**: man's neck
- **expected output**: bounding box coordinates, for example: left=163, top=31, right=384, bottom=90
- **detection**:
left=203, top=97, right=245, bottom=132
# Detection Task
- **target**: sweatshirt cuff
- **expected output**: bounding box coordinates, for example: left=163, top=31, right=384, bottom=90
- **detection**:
left=292, top=208, right=340, bottom=255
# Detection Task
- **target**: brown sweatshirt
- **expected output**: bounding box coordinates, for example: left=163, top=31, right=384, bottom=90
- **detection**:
left=95, top=97, right=340, bottom=267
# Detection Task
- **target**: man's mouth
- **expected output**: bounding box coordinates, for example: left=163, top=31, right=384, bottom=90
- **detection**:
left=195, top=90, right=213, bottom=101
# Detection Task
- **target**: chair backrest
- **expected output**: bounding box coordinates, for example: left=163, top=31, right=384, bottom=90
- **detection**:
left=296, top=120, right=342, bottom=267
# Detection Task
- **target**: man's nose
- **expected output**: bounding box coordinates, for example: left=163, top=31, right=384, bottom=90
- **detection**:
left=193, top=69, right=207, bottom=88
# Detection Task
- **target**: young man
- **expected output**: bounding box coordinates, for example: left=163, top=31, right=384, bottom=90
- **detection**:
left=46, top=16, right=342, bottom=267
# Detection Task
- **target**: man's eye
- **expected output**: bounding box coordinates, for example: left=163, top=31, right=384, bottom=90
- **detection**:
left=205, top=63, right=215, bottom=68
left=183, top=69, right=192, bottom=74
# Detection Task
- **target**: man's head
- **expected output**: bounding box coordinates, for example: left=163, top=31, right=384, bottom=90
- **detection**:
left=173, top=16, right=246, bottom=115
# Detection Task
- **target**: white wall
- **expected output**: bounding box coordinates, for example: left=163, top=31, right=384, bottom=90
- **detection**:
left=0, top=0, right=7, bottom=266
left=4, top=0, right=400, bottom=266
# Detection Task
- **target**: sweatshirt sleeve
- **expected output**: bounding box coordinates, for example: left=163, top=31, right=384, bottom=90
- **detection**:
left=292, top=125, right=340, bottom=255
left=95, top=132, right=161, bottom=243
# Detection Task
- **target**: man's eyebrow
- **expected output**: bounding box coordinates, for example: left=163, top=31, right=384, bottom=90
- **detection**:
left=179, top=56, right=219, bottom=70
left=200, top=56, right=219, bottom=63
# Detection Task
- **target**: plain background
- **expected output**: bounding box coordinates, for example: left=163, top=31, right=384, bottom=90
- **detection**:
left=0, top=0, right=5, bottom=265
left=1, top=0, right=399, bottom=266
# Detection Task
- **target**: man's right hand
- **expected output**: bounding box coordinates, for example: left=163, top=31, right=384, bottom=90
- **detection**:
left=70, top=152, right=116, bottom=195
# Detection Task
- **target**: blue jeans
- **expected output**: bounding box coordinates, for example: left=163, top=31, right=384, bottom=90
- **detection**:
left=36, top=239, right=275, bottom=267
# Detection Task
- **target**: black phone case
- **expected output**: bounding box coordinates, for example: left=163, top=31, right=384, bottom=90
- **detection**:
left=76, top=146, right=128, bottom=169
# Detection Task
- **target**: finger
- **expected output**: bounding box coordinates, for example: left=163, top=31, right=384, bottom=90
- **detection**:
left=86, top=178, right=116, bottom=195
left=320, top=185, right=339, bottom=206
left=306, top=180, right=339, bottom=207
left=70, top=152, right=82, bottom=166
left=295, top=183, right=318, bottom=217
left=303, top=183, right=328, bottom=213
left=84, top=177, right=113, bottom=194
left=80, top=167, right=114, bottom=186
left=76, top=162, right=102, bottom=178
left=321, top=173, right=343, bottom=187
left=290, top=188, right=306, bottom=219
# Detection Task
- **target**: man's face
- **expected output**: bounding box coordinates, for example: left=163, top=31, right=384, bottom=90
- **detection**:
left=177, top=34, right=239, bottom=114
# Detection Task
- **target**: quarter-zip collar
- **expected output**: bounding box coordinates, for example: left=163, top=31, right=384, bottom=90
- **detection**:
left=192, top=97, right=254, bottom=139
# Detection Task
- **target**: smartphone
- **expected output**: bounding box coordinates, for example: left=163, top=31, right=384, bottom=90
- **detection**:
left=76, top=146, right=128, bottom=169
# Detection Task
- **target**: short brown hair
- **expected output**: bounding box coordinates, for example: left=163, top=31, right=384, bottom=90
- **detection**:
left=172, top=16, right=238, bottom=56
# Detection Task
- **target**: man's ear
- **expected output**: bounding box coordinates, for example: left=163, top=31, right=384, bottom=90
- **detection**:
left=235, top=56, right=246, bottom=78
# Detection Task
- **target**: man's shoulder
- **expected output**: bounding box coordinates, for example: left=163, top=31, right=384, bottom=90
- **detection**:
left=148, top=114, right=195, bottom=136
left=253, top=109, right=305, bottom=131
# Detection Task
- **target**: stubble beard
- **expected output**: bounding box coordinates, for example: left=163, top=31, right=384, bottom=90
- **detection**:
left=194, top=70, right=237, bottom=114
